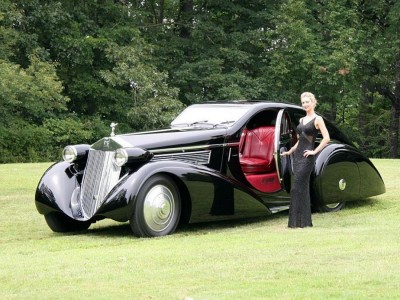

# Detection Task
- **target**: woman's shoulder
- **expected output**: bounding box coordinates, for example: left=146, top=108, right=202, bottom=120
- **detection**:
left=314, top=115, right=327, bottom=130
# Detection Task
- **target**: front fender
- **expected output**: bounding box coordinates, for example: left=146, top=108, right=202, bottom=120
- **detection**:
left=35, top=161, right=82, bottom=219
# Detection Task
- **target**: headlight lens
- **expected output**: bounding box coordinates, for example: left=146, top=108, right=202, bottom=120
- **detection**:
left=114, top=149, right=128, bottom=167
left=62, top=146, right=78, bottom=163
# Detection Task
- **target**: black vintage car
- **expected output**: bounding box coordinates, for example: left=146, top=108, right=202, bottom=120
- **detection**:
left=35, top=102, right=385, bottom=237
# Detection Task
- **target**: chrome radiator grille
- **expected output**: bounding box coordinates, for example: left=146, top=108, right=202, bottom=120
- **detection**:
left=80, top=150, right=121, bottom=219
left=152, top=150, right=211, bottom=165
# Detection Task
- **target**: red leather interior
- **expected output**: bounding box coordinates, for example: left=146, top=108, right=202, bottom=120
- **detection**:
left=245, top=172, right=281, bottom=193
left=239, top=126, right=280, bottom=193
left=239, top=126, right=276, bottom=174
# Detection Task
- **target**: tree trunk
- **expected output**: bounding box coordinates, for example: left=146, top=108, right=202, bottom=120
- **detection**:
left=158, top=0, right=165, bottom=24
left=377, top=48, right=400, bottom=158
left=359, top=80, right=374, bottom=154
left=389, top=105, right=399, bottom=158
left=179, top=0, right=194, bottom=38
left=389, top=48, right=400, bottom=158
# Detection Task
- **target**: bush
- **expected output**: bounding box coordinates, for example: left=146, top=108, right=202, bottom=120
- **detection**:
left=0, top=121, right=52, bottom=163
left=0, top=116, right=109, bottom=163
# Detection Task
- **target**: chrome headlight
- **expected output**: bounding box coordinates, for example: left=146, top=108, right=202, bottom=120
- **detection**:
left=62, top=144, right=90, bottom=163
left=113, top=148, right=128, bottom=167
left=62, top=146, right=78, bottom=163
left=112, top=147, right=153, bottom=167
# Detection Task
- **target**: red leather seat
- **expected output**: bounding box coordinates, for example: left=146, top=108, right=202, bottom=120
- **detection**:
left=240, top=126, right=276, bottom=174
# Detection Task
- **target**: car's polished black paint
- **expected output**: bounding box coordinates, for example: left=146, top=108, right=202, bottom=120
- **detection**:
left=35, top=102, right=386, bottom=235
left=312, top=144, right=385, bottom=205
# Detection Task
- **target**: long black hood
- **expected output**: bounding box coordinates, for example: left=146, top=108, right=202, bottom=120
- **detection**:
left=91, top=127, right=228, bottom=152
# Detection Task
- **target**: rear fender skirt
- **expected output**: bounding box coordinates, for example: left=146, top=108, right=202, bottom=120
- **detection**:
left=356, top=157, right=385, bottom=198
left=312, top=144, right=385, bottom=206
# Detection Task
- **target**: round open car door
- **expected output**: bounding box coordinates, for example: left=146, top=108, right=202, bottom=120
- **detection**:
left=274, top=109, right=296, bottom=192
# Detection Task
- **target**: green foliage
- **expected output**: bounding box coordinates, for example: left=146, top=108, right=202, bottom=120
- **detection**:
left=0, top=32, right=107, bottom=162
left=100, top=41, right=183, bottom=130
left=0, top=55, right=68, bottom=121
left=128, top=96, right=185, bottom=130
left=0, top=0, right=399, bottom=161
left=0, top=116, right=109, bottom=163
left=0, top=56, right=71, bottom=163
left=146, top=0, right=279, bottom=104
left=350, top=1, right=400, bottom=158
left=0, top=121, right=51, bottom=163
left=43, top=116, right=108, bottom=152
left=0, top=2, right=21, bottom=61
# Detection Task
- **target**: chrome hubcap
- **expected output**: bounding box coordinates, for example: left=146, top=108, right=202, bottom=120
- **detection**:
left=143, top=185, right=175, bottom=232
left=338, top=179, right=346, bottom=191
left=326, top=203, right=341, bottom=209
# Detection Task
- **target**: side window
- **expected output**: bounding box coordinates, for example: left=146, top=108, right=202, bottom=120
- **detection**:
left=281, top=112, right=298, bottom=145
left=246, top=109, right=278, bottom=129
left=281, top=112, right=292, bottom=134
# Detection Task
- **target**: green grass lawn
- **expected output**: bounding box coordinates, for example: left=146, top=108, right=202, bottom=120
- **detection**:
left=0, top=160, right=399, bottom=299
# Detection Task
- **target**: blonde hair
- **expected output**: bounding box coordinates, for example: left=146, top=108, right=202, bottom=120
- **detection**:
left=301, top=92, right=318, bottom=105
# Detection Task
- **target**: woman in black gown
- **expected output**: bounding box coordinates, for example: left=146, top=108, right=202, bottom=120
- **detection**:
left=281, top=92, right=330, bottom=228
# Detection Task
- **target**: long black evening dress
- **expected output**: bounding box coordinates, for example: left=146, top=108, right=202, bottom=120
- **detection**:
left=288, top=117, right=319, bottom=228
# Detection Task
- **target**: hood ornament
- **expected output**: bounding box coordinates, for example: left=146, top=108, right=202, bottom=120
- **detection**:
left=110, top=122, right=118, bottom=137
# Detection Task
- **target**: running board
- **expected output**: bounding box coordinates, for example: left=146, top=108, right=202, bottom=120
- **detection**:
left=269, top=205, right=290, bottom=214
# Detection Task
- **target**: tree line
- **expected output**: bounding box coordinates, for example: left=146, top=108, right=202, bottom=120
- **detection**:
left=0, top=0, right=399, bottom=163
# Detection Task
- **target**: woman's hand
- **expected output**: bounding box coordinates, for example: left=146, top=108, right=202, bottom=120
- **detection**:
left=303, top=149, right=316, bottom=157
left=281, top=151, right=291, bottom=156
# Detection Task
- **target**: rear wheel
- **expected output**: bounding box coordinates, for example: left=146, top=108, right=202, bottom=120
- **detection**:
left=44, top=212, right=91, bottom=232
left=316, top=202, right=346, bottom=213
left=130, top=174, right=181, bottom=237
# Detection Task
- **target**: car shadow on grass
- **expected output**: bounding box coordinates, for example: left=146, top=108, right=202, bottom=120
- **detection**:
left=79, top=198, right=381, bottom=238
left=82, top=210, right=289, bottom=238
left=177, top=211, right=289, bottom=235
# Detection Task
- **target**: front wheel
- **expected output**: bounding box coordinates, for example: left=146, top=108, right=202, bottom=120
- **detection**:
left=44, top=212, right=91, bottom=232
left=316, top=202, right=346, bottom=213
left=130, top=174, right=181, bottom=237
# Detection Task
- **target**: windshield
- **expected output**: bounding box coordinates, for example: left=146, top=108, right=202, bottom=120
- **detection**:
left=171, top=104, right=250, bottom=128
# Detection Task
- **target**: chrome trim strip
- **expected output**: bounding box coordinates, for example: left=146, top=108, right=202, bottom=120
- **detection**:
left=274, top=109, right=284, bottom=183
left=150, top=142, right=240, bottom=154
left=151, top=145, right=211, bottom=154
left=225, top=142, right=240, bottom=147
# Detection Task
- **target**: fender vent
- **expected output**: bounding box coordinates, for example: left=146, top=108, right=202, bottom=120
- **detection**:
left=152, top=150, right=211, bottom=165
